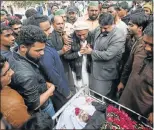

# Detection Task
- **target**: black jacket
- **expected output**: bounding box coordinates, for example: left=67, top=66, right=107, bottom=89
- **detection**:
left=10, top=51, right=49, bottom=111
left=63, top=32, right=93, bottom=79
left=48, top=30, right=69, bottom=73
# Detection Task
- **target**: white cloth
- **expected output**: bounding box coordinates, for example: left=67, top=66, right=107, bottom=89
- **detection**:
left=116, top=20, right=128, bottom=36
left=56, top=96, right=96, bottom=129
left=72, top=40, right=89, bottom=92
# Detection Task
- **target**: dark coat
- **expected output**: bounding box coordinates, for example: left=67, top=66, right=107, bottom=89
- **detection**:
left=9, top=51, right=49, bottom=111
left=63, top=32, right=93, bottom=79
left=48, top=30, right=69, bottom=73
left=119, top=43, right=153, bottom=117
left=39, top=43, right=71, bottom=98
left=48, top=30, right=75, bottom=93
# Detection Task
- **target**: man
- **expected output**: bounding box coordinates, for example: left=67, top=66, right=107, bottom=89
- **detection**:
left=108, top=4, right=128, bottom=36
left=66, top=6, right=78, bottom=25
left=54, top=9, right=73, bottom=35
left=48, top=4, right=59, bottom=23
left=85, top=1, right=100, bottom=31
left=119, top=12, right=148, bottom=74
left=0, top=10, right=7, bottom=23
left=118, top=23, right=153, bottom=124
left=81, top=13, right=125, bottom=100
left=143, top=2, right=153, bottom=15
left=8, top=17, right=22, bottom=39
left=101, top=2, right=109, bottom=14
left=117, top=1, right=130, bottom=25
left=22, top=8, right=38, bottom=25
left=64, top=21, right=93, bottom=91
left=0, top=24, right=15, bottom=59
left=0, top=55, right=30, bottom=128
left=50, top=16, right=75, bottom=97
left=10, top=25, right=55, bottom=118
left=27, top=14, right=72, bottom=111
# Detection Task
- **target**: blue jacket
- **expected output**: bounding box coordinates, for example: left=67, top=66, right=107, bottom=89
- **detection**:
left=39, top=43, right=71, bottom=98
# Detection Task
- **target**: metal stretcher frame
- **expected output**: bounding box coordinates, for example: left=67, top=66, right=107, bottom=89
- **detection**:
left=52, top=87, right=153, bottom=129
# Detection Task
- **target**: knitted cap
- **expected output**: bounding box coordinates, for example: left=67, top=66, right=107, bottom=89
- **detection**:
left=143, top=3, right=152, bottom=12
left=74, top=21, right=89, bottom=31
left=67, top=6, right=78, bottom=13
left=88, top=1, right=99, bottom=7
left=54, top=9, right=65, bottom=16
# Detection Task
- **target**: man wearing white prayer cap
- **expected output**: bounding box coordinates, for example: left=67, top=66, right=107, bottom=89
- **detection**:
left=64, top=20, right=94, bottom=92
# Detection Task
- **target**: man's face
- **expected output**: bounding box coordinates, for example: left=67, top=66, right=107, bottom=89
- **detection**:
left=53, top=17, right=64, bottom=33
left=1, top=29, right=15, bottom=48
left=101, top=8, right=108, bottom=14
left=144, top=7, right=151, bottom=15
left=12, top=24, right=22, bottom=35
left=117, top=8, right=126, bottom=18
left=1, top=14, right=7, bottom=22
left=143, top=34, right=153, bottom=54
left=75, top=29, right=89, bottom=41
left=88, top=6, right=100, bottom=20
left=51, top=6, right=58, bottom=14
left=108, top=7, right=117, bottom=18
left=40, top=21, right=52, bottom=37
left=25, top=42, right=45, bottom=63
left=100, top=25, right=113, bottom=36
left=67, top=11, right=77, bottom=21
left=128, top=21, right=139, bottom=36
left=60, top=14, right=67, bottom=22
left=1, top=61, right=14, bottom=87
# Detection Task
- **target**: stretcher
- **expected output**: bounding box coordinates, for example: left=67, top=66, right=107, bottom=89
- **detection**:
left=52, top=87, right=153, bottom=129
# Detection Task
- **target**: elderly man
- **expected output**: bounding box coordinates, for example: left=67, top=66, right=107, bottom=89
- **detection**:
left=50, top=16, right=75, bottom=96
left=81, top=13, right=125, bottom=100
left=64, top=21, right=93, bottom=91
left=84, top=1, right=100, bottom=31
left=54, top=9, right=73, bottom=35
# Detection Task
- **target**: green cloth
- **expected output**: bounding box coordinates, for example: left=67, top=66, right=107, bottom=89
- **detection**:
left=54, top=9, right=65, bottom=16
left=88, top=1, right=99, bottom=7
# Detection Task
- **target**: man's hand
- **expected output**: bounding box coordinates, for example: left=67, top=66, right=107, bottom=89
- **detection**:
left=117, top=82, right=124, bottom=92
left=148, top=113, right=153, bottom=124
left=63, top=34, right=72, bottom=45
left=80, top=44, right=92, bottom=54
left=46, top=82, right=55, bottom=96
left=62, top=44, right=71, bottom=54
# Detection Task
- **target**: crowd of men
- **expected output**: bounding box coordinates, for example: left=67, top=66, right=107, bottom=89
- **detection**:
left=0, top=0, right=153, bottom=129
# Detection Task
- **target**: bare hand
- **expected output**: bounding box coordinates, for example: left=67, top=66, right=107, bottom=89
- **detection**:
left=80, top=44, right=92, bottom=54
left=148, top=113, right=153, bottom=124
left=46, top=82, right=55, bottom=96
left=62, top=44, right=71, bottom=53
left=117, top=82, right=124, bottom=92
left=63, top=34, right=72, bottom=45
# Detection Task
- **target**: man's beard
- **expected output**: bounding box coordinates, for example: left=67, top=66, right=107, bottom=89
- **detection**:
left=89, top=15, right=98, bottom=20
left=26, top=51, right=40, bottom=64
left=56, top=28, right=64, bottom=33
left=69, top=17, right=77, bottom=22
